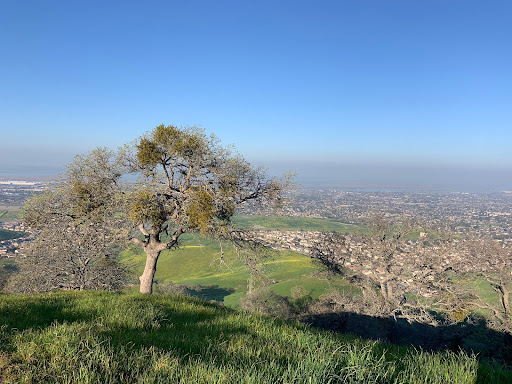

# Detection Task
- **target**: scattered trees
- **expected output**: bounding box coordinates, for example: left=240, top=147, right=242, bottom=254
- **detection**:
left=304, top=215, right=512, bottom=331
left=15, top=124, right=510, bottom=338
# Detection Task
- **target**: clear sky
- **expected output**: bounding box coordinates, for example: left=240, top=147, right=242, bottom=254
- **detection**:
left=1, top=1, right=511, bottom=190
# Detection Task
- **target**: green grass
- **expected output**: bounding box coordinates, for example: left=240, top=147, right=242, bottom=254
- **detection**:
left=1, top=291, right=508, bottom=383
left=233, top=214, right=363, bottom=233
left=0, top=258, right=16, bottom=271
left=0, top=259, right=17, bottom=290
left=0, top=210, right=24, bottom=240
left=455, top=277, right=512, bottom=320
left=0, top=210, right=20, bottom=222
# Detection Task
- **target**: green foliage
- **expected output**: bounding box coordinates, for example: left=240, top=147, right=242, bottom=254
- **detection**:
left=131, top=125, right=287, bottom=234
left=186, top=187, right=215, bottom=233
left=129, top=190, right=165, bottom=227
left=240, top=287, right=294, bottom=319
left=136, top=124, right=208, bottom=170
left=448, top=308, right=471, bottom=323
left=0, top=291, right=506, bottom=383
left=21, top=125, right=289, bottom=294
left=70, top=180, right=105, bottom=217
left=136, top=137, right=162, bottom=168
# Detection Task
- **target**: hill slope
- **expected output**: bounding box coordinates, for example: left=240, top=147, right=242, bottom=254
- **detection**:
left=0, top=291, right=509, bottom=383
left=122, top=215, right=361, bottom=307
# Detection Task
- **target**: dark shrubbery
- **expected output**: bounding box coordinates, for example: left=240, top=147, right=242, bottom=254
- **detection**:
left=240, top=288, right=294, bottom=319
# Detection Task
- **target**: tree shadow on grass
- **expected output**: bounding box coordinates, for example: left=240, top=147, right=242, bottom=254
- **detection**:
left=184, top=285, right=235, bottom=302
left=94, top=301, right=332, bottom=379
left=153, top=281, right=236, bottom=302
left=0, top=292, right=246, bottom=357
left=305, top=311, right=512, bottom=363
left=0, top=261, right=17, bottom=291
left=0, top=293, right=99, bottom=332
left=0, top=293, right=273, bottom=381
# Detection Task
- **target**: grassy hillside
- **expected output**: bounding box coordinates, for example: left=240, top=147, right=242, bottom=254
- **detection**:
left=0, top=214, right=358, bottom=307
left=0, top=291, right=508, bottom=383
left=122, top=231, right=357, bottom=308
left=0, top=210, right=24, bottom=240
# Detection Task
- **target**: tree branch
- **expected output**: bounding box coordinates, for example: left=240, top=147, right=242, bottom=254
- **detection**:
left=130, top=237, right=144, bottom=246
left=138, top=223, right=150, bottom=237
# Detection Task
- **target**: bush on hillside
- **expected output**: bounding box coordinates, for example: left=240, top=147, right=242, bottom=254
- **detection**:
left=240, top=288, right=294, bottom=319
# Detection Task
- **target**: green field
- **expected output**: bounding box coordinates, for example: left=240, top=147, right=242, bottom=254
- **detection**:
left=0, top=258, right=16, bottom=268
left=2, top=212, right=505, bottom=322
left=0, top=210, right=20, bottom=222
left=0, top=210, right=24, bottom=240
left=1, top=291, right=507, bottom=383
left=0, top=213, right=355, bottom=306
left=233, top=214, right=363, bottom=233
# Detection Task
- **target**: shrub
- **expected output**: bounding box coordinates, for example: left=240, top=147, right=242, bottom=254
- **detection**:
left=240, top=288, right=293, bottom=319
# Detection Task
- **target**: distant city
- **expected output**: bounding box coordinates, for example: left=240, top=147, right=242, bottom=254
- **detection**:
left=3, top=176, right=512, bottom=258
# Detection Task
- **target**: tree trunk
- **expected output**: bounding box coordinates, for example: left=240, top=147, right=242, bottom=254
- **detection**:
left=139, top=246, right=161, bottom=294
left=385, top=280, right=393, bottom=302
left=380, top=279, right=390, bottom=301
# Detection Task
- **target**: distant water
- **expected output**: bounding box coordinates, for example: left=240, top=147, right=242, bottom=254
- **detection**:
left=2, top=165, right=511, bottom=194
left=262, top=159, right=512, bottom=194
left=0, top=166, right=63, bottom=181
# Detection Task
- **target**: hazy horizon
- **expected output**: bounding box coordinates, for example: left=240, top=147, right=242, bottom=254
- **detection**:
left=2, top=157, right=512, bottom=193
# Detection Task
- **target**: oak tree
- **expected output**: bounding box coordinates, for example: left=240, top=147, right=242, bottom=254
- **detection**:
left=126, top=125, right=287, bottom=293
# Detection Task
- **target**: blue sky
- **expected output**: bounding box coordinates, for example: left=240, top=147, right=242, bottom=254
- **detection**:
left=1, top=1, right=511, bottom=190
